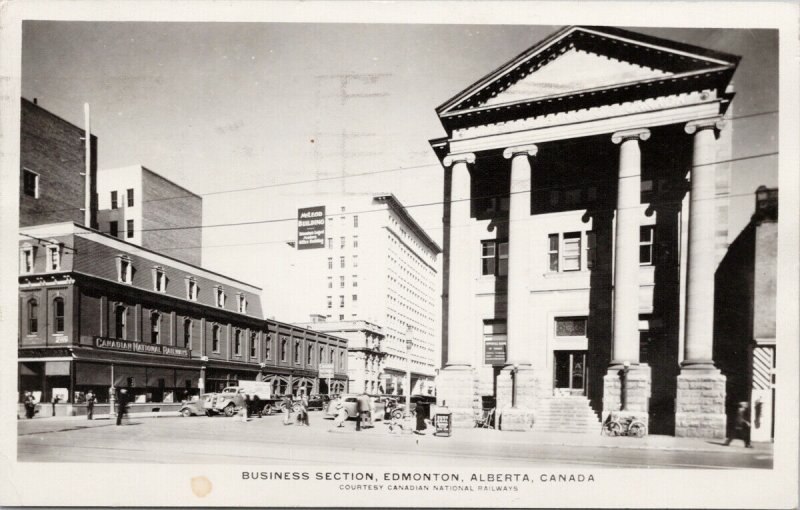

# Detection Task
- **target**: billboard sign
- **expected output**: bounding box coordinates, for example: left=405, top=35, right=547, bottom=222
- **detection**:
left=484, top=338, right=507, bottom=365
left=297, top=206, right=326, bottom=250
left=318, top=362, right=335, bottom=379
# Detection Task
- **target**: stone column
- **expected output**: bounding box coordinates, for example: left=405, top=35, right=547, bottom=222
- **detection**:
left=497, top=145, right=538, bottom=430
left=603, top=128, right=651, bottom=426
left=435, top=152, right=477, bottom=427
left=675, top=117, right=727, bottom=438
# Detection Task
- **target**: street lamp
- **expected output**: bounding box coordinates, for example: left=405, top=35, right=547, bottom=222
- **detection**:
left=511, top=364, right=519, bottom=408
left=405, top=326, right=413, bottom=418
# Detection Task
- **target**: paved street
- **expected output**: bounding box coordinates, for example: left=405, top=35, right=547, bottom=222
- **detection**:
left=17, top=412, right=772, bottom=469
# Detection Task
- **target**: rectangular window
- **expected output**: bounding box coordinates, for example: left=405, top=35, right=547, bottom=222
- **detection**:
left=480, top=240, right=508, bottom=276
left=640, top=226, right=655, bottom=265
left=28, top=300, right=39, bottom=334
left=339, top=295, right=345, bottom=308
left=23, top=169, right=39, bottom=198
left=183, top=320, right=192, bottom=348
left=340, top=256, right=345, bottom=269
left=119, top=258, right=132, bottom=283
left=127, top=188, right=134, bottom=207
left=281, top=338, right=287, bottom=362
left=54, top=299, right=65, bottom=333
left=353, top=236, right=358, bottom=248
left=154, top=269, right=166, bottom=292
left=265, top=336, right=272, bottom=360
left=238, top=294, right=247, bottom=314
left=111, top=191, right=118, bottom=209
left=327, top=276, right=333, bottom=289
left=212, top=326, right=220, bottom=353
left=307, top=345, right=312, bottom=364
left=340, top=236, right=346, bottom=249
left=327, top=296, right=332, bottom=309
left=187, top=279, right=198, bottom=301
left=353, top=255, right=358, bottom=268
left=327, top=257, right=333, bottom=270
left=328, top=237, right=333, bottom=249
left=555, top=317, right=587, bottom=337
left=353, top=215, right=359, bottom=228
left=352, top=275, right=358, bottom=287
left=126, top=220, right=134, bottom=239
left=22, top=247, right=34, bottom=274
left=562, top=232, right=581, bottom=271
left=339, top=276, right=345, bottom=288
left=548, top=234, right=559, bottom=272
left=109, top=221, right=119, bottom=238
left=234, top=330, right=242, bottom=356
left=352, top=294, right=358, bottom=302
left=586, top=231, right=597, bottom=270
left=215, top=288, right=225, bottom=308
left=46, top=245, right=60, bottom=271
left=294, top=341, right=300, bottom=364
left=339, top=314, right=344, bottom=320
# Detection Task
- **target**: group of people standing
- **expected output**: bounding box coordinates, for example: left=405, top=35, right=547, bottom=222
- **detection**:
left=282, top=394, right=310, bottom=426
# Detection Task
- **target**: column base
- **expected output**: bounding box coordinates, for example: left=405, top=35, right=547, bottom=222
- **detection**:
left=434, top=366, right=477, bottom=428
left=675, top=366, right=726, bottom=439
left=602, top=365, right=651, bottom=429
left=498, top=407, right=535, bottom=431
left=496, top=367, right=535, bottom=431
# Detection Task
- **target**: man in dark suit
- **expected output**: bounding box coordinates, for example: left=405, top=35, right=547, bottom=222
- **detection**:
left=116, top=389, right=129, bottom=426
left=356, top=393, right=370, bottom=432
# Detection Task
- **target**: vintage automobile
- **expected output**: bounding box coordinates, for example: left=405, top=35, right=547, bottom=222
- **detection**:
left=307, top=394, right=330, bottom=411
left=323, top=394, right=387, bottom=421
left=383, top=394, right=437, bottom=420
left=179, top=395, right=211, bottom=417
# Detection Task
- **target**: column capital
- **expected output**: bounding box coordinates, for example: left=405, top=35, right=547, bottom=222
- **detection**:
left=503, top=144, right=538, bottom=160
left=684, top=116, right=725, bottom=135
left=611, top=128, right=651, bottom=144
left=443, top=152, right=476, bottom=167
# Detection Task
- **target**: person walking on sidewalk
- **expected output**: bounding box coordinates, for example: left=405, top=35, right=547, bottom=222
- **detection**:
left=23, top=392, right=36, bottom=419
left=282, top=395, right=293, bottom=426
left=356, top=393, right=369, bottom=431
left=116, top=388, right=129, bottom=426
left=724, top=401, right=753, bottom=448
left=85, top=391, right=95, bottom=420
left=298, top=394, right=310, bottom=426
left=332, top=401, right=347, bottom=428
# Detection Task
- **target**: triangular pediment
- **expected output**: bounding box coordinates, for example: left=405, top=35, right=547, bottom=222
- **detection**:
left=438, top=26, right=739, bottom=116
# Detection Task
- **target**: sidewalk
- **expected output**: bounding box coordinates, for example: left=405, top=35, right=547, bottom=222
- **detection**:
left=18, top=410, right=180, bottom=421
left=328, top=420, right=772, bottom=454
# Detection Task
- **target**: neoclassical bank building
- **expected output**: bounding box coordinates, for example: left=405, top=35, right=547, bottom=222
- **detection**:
left=430, top=26, right=768, bottom=438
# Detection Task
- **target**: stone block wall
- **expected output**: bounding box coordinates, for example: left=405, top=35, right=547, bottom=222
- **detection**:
left=675, top=370, right=727, bottom=438
left=602, top=365, right=651, bottom=428
left=435, top=367, right=477, bottom=427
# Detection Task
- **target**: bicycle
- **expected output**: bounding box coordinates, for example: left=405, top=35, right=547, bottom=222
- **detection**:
left=602, top=412, right=647, bottom=437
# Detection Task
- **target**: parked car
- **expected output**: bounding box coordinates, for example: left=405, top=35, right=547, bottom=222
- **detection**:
left=383, top=394, right=436, bottom=420
left=323, top=394, right=387, bottom=421
left=307, top=394, right=330, bottom=411
left=179, top=395, right=211, bottom=417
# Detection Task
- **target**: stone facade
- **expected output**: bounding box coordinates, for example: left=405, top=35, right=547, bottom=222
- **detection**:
left=675, top=370, right=727, bottom=438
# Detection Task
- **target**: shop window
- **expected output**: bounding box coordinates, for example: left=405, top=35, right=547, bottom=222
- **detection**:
left=53, top=297, right=65, bottom=333
left=27, top=299, right=38, bottom=334
left=114, top=305, right=127, bottom=339
left=212, top=325, right=221, bottom=353
left=183, top=319, right=192, bottom=348
left=127, top=188, right=134, bottom=207
left=250, top=332, right=257, bottom=358
left=480, top=239, right=508, bottom=276
left=46, top=243, right=61, bottom=272
left=280, top=337, right=287, bottom=362
left=640, top=226, right=655, bottom=265
left=234, top=330, right=242, bottom=356
left=555, top=317, right=587, bottom=337
left=126, top=220, right=134, bottom=239
left=150, top=312, right=160, bottom=344
left=23, top=169, right=39, bottom=198
left=110, top=190, right=118, bottom=209
left=110, top=221, right=119, bottom=238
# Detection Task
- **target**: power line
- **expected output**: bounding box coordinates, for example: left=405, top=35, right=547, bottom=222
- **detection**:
left=25, top=109, right=779, bottom=216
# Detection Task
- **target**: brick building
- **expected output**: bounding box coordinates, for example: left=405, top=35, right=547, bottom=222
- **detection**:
left=97, top=165, right=203, bottom=266
left=18, top=222, right=348, bottom=416
left=20, top=98, right=97, bottom=228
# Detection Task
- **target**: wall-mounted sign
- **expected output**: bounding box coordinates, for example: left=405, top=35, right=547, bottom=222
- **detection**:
left=297, top=206, right=326, bottom=250
left=318, top=362, right=334, bottom=379
left=484, top=338, right=507, bottom=365
left=94, top=337, right=190, bottom=357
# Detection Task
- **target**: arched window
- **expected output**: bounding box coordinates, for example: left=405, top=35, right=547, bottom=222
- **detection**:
left=150, top=312, right=160, bottom=344
left=329, top=347, right=334, bottom=365
left=53, top=297, right=65, bottom=333
left=307, top=344, right=312, bottom=365
left=114, top=305, right=126, bottom=339
left=183, top=319, right=192, bottom=348
left=250, top=332, right=257, bottom=358
left=27, top=299, right=38, bottom=334
left=234, top=329, right=242, bottom=356
left=280, top=338, right=287, bottom=362
left=294, top=340, right=300, bottom=363
left=212, top=324, right=220, bottom=352
left=319, top=346, right=324, bottom=365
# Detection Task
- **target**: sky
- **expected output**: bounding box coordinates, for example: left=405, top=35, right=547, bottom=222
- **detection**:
left=21, top=22, right=779, bottom=314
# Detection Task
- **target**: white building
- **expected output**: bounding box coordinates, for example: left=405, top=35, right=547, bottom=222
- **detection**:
left=275, top=192, right=441, bottom=395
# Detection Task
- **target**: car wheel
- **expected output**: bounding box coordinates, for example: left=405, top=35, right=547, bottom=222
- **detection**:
left=223, top=404, right=237, bottom=417
left=391, top=409, right=404, bottom=420
left=180, top=408, right=192, bottom=417
left=629, top=422, right=647, bottom=438
left=292, top=403, right=302, bottom=413
left=263, top=404, right=272, bottom=416
left=205, top=410, right=214, bottom=417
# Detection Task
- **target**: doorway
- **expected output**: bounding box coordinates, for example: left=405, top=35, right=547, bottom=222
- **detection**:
left=554, top=350, right=587, bottom=396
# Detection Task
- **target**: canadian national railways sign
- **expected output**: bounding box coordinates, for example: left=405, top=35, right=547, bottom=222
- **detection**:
left=94, top=337, right=190, bottom=357
left=297, top=206, right=326, bottom=250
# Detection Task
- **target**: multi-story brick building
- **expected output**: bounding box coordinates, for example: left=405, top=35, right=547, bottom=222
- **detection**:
left=97, top=165, right=203, bottom=266
left=18, top=222, right=348, bottom=416
left=20, top=98, right=97, bottom=228
left=429, top=26, right=772, bottom=438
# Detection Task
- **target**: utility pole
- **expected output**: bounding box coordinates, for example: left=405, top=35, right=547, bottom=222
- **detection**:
left=405, top=326, right=413, bottom=417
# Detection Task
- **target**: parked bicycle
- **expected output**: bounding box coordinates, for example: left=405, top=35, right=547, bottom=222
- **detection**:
left=602, top=412, right=647, bottom=437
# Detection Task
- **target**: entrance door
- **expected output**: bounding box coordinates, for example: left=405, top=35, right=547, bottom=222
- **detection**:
left=554, top=351, right=587, bottom=396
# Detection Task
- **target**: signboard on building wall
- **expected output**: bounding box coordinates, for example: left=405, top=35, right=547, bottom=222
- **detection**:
left=484, top=339, right=507, bottom=365
left=318, top=362, right=334, bottom=378
left=93, top=337, right=190, bottom=357
left=297, top=206, right=326, bottom=250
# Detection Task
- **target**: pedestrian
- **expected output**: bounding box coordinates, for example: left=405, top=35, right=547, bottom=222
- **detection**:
left=299, top=394, right=310, bottom=426
left=333, top=401, right=347, bottom=428
left=116, top=388, right=129, bottom=426
left=23, top=392, right=36, bottom=419
left=724, top=401, right=753, bottom=448
left=86, top=390, right=95, bottom=420
left=282, top=395, right=293, bottom=426
left=51, top=394, right=60, bottom=417
left=356, top=392, right=369, bottom=432
left=368, top=395, right=376, bottom=428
